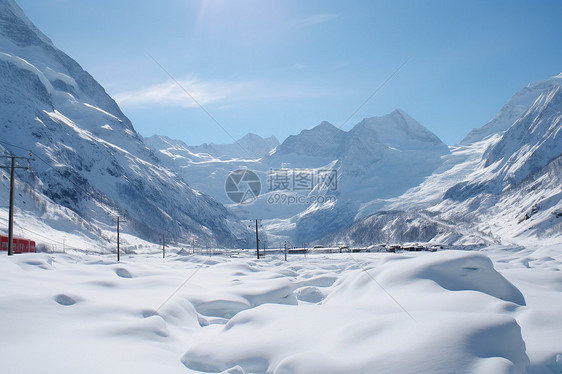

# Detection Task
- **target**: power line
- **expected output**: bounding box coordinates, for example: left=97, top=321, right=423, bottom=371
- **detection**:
left=0, top=139, right=29, bottom=152
left=0, top=216, right=63, bottom=245
left=0, top=139, right=116, bottom=210
left=14, top=226, right=61, bottom=245
left=309, top=56, right=411, bottom=157
left=147, top=55, right=254, bottom=160
left=345, top=252, right=417, bottom=323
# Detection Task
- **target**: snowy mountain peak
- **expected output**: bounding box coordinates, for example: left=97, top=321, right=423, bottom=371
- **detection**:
left=0, top=0, right=53, bottom=47
left=183, top=132, right=278, bottom=160
left=445, top=81, right=562, bottom=204
left=462, top=73, right=562, bottom=144
left=239, top=132, right=265, bottom=143
left=144, top=134, right=189, bottom=153
left=527, top=85, right=562, bottom=115
left=316, top=120, right=340, bottom=131
left=270, top=110, right=449, bottom=166
left=482, top=85, right=562, bottom=185
left=352, top=109, right=447, bottom=150
left=272, top=121, right=345, bottom=159
left=298, top=120, right=343, bottom=138
left=236, top=133, right=280, bottom=158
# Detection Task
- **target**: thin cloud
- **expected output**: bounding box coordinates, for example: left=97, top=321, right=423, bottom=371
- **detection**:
left=113, top=78, right=246, bottom=108
left=114, top=77, right=330, bottom=108
left=294, top=13, right=339, bottom=28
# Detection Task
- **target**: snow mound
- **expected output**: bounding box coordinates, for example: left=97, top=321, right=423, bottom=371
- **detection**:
left=293, top=285, right=325, bottom=303
left=4, top=248, right=558, bottom=373
left=181, top=261, right=298, bottom=319
left=376, top=250, right=526, bottom=305
left=182, top=251, right=529, bottom=374
left=182, top=306, right=528, bottom=374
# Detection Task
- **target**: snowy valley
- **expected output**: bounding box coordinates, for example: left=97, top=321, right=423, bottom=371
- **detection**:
left=1, top=0, right=562, bottom=373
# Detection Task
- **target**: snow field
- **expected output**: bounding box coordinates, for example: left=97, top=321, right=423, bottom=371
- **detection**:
left=0, top=247, right=561, bottom=373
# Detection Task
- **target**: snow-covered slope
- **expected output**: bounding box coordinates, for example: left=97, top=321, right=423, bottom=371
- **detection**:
left=483, top=86, right=562, bottom=187
left=0, top=0, right=245, bottom=247
left=438, top=81, right=562, bottom=243
left=448, top=85, right=562, bottom=199
left=144, top=134, right=269, bottom=207
left=336, top=74, right=562, bottom=247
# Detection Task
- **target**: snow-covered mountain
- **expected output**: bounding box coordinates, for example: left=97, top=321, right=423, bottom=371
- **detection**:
left=148, top=109, right=451, bottom=244
left=438, top=79, right=562, bottom=243
left=143, top=134, right=274, bottom=207
left=269, top=121, right=345, bottom=161
left=0, top=0, right=245, bottom=248
left=268, top=110, right=450, bottom=243
left=335, top=74, right=562, bottom=247
left=268, top=110, right=448, bottom=173
left=143, top=67, right=562, bottom=247
left=447, top=85, right=562, bottom=199
left=185, top=133, right=279, bottom=160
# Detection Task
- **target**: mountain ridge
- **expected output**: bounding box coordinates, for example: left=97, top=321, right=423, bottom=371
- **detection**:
left=147, top=109, right=451, bottom=244
left=462, top=73, right=562, bottom=145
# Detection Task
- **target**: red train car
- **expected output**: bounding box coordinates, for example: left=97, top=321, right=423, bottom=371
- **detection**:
left=0, top=235, right=36, bottom=253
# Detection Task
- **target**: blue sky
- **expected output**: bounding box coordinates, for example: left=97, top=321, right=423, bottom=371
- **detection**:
left=16, top=0, right=562, bottom=146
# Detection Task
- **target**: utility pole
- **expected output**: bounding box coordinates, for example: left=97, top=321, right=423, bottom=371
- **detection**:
left=255, top=219, right=259, bottom=259
left=248, top=219, right=262, bottom=259
left=113, top=216, right=126, bottom=261
left=1, top=153, right=33, bottom=256
left=8, top=157, right=15, bottom=256
left=161, top=234, right=166, bottom=259
left=284, top=241, right=287, bottom=261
